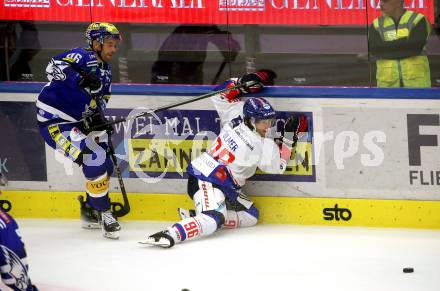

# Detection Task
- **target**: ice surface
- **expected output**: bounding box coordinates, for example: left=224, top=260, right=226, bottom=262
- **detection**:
left=7, top=219, right=440, bottom=291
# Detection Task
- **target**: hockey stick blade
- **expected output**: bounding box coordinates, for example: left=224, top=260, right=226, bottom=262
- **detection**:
left=0, top=200, right=11, bottom=212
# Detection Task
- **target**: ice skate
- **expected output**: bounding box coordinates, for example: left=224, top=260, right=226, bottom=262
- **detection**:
left=99, top=210, right=121, bottom=239
left=79, top=195, right=100, bottom=229
left=139, top=230, right=175, bottom=248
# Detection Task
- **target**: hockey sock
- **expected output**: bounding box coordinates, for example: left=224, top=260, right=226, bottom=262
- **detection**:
left=167, top=214, right=217, bottom=243
left=85, top=173, right=111, bottom=211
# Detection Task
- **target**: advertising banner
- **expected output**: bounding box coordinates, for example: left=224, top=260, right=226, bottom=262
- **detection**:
left=0, top=0, right=435, bottom=25
left=0, top=85, right=439, bottom=202
left=0, top=101, right=47, bottom=181
left=323, top=107, right=440, bottom=194
left=108, top=108, right=316, bottom=182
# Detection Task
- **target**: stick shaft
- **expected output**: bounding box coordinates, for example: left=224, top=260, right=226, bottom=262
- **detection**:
left=95, top=81, right=252, bottom=130
left=95, top=98, right=131, bottom=217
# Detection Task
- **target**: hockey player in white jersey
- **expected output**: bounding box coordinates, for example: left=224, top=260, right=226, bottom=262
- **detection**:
left=144, top=70, right=308, bottom=248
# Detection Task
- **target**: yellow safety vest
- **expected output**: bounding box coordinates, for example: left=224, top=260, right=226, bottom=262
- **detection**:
left=373, top=10, right=431, bottom=88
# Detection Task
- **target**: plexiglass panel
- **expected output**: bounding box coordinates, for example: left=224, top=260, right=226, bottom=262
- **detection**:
left=0, top=0, right=438, bottom=87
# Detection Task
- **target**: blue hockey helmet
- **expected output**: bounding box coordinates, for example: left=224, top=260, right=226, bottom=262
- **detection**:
left=85, top=22, right=121, bottom=47
left=243, top=97, right=276, bottom=121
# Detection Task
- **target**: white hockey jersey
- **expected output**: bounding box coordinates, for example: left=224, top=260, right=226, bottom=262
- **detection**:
left=187, top=88, right=288, bottom=189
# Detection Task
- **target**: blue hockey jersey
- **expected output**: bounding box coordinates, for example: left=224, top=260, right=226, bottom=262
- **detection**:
left=36, top=47, right=112, bottom=125
left=0, top=209, right=34, bottom=291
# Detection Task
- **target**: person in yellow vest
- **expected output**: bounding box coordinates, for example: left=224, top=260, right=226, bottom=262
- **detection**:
left=368, top=0, right=432, bottom=87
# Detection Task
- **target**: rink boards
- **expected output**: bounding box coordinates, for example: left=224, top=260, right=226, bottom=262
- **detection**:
left=2, top=190, right=440, bottom=229
left=0, top=83, right=440, bottom=229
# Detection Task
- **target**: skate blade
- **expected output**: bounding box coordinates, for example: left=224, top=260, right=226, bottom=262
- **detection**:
left=138, top=238, right=172, bottom=248
left=103, top=231, right=120, bottom=240
left=82, top=221, right=101, bottom=229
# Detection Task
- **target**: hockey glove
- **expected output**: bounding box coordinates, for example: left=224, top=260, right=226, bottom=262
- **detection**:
left=282, top=114, right=308, bottom=147
left=78, top=71, right=101, bottom=91
left=83, top=112, right=113, bottom=134
left=239, top=69, right=277, bottom=94
left=219, top=79, right=241, bottom=102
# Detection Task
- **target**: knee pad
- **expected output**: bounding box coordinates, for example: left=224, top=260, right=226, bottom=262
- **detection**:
left=192, top=180, right=227, bottom=218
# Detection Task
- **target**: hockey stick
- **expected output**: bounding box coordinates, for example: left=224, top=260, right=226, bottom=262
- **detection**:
left=96, top=98, right=131, bottom=218
left=90, top=80, right=256, bottom=131
left=105, top=131, right=131, bottom=218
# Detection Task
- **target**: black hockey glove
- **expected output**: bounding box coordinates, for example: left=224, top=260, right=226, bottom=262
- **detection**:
left=239, top=69, right=277, bottom=93
left=83, top=112, right=113, bottom=134
left=281, top=114, right=308, bottom=147
left=78, top=71, right=101, bottom=91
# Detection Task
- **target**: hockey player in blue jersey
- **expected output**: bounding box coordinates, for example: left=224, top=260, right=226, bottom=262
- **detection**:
left=143, top=71, right=308, bottom=248
left=36, top=22, right=122, bottom=239
left=0, top=173, right=38, bottom=291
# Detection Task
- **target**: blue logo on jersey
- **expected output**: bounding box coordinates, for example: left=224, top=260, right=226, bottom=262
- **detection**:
left=0, top=245, right=30, bottom=290
left=46, top=59, right=68, bottom=81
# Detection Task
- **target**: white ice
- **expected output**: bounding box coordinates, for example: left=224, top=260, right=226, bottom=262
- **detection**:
left=4, top=219, right=440, bottom=291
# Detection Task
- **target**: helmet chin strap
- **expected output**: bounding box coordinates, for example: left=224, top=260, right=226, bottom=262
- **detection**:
left=250, top=118, right=267, bottom=137
left=250, top=118, right=257, bottom=132
left=245, top=117, right=256, bottom=132
left=92, top=42, right=104, bottom=63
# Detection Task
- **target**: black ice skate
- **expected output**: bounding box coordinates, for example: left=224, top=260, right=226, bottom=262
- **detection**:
left=139, top=231, right=175, bottom=248
left=99, top=210, right=121, bottom=239
left=78, top=195, right=100, bottom=229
